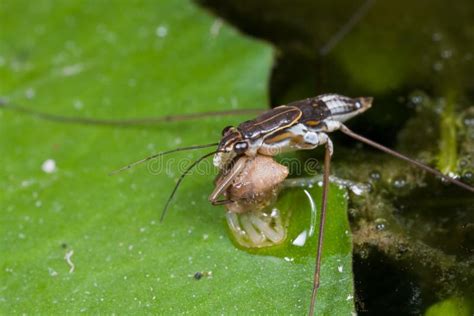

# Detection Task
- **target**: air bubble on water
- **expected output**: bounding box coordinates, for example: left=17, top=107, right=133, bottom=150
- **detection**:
left=375, top=218, right=387, bottom=231
left=155, top=25, right=168, bottom=38
left=433, top=61, right=443, bottom=72
left=41, top=159, right=57, bottom=174
left=432, top=32, right=443, bottom=42
left=369, top=170, right=381, bottom=181
left=350, top=184, right=365, bottom=196
left=441, top=49, right=453, bottom=59
left=25, top=88, right=36, bottom=99
left=392, top=177, right=406, bottom=189
left=292, top=230, right=307, bottom=247
left=463, top=115, right=474, bottom=127
left=462, top=171, right=473, bottom=181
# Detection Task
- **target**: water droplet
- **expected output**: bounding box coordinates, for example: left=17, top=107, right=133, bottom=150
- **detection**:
left=392, top=177, right=406, bottom=189
left=350, top=184, right=365, bottom=196
left=369, top=170, right=381, bottom=181
left=374, top=218, right=387, bottom=231
left=459, top=159, right=469, bottom=168
left=462, top=171, right=473, bottom=182
left=463, top=114, right=474, bottom=127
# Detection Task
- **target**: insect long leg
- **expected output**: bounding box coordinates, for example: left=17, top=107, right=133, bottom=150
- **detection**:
left=338, top=124, right=474, bottom=193
left=309, top=142, right=332, bottom=315
left=160, top=151, right=218, bottom=222
left=319, top=0, right=375, bottom=55
left=0, top=99, right=264, bottom=126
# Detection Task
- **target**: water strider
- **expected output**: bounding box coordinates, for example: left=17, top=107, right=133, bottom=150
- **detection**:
left=2, top=94, right=473, bottom=315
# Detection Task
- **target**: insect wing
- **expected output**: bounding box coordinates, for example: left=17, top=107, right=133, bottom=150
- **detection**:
left=238, top=105, right=302, bottom=139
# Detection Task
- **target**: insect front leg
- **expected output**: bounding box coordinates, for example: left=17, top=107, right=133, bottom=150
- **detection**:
left=209, top=156, right=249, bottom=205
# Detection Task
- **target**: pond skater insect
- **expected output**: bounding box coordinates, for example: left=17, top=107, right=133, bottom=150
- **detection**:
left=2, top=94, right=473, bottom=314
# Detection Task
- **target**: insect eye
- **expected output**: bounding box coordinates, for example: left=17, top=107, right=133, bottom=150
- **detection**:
left=221, top=125, right=233, bottom=136
left=234, top=141, right=248, bottom=154
left=355, top=101, right=362, bottom=109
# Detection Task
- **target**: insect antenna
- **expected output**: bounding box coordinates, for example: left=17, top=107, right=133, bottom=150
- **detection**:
left=309, top=143, right=332, bottom=315
left=160, top=150, right=219, bottom=222
left=0, top=99, right=264, bottom=126
left=339, top=124, right=474, bottom=193
left=110, top=143, right=218, bottom=175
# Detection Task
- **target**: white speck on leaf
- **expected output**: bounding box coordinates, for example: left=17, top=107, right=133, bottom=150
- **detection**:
left=73, top=99, right=83, bottom=110
left=62, top=64, right=83, bottom=76
left=156, top=25, right=168, bottom=38
left=292, top=230, right=307, bottom=247
left=338, top=265, right=343, bottom=273
left=41, top=159, right=57, bottom=174
left=48, top=267, right=58, bottom=277
left=25, top=88, right=36, bottom=99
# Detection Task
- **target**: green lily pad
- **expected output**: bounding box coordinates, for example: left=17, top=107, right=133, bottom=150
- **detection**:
left=0, top=0, right=353, bottom=314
